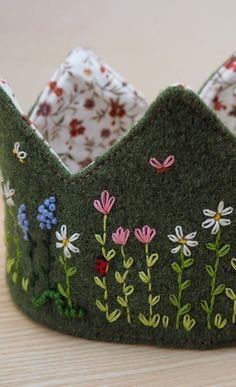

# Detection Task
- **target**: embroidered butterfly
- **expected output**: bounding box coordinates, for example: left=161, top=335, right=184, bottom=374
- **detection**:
left=149, top=155, right=175, bottom=173
left=13, top=142, right=27, bottom=164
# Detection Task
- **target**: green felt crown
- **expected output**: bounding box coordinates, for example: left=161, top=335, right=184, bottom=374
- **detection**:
left=1, top=49, right=236, bottom=349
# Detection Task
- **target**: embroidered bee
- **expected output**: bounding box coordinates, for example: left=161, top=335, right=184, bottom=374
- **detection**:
left=13, top=142, right=27, bottom=164
left=149, top=154, right=175, bottom=173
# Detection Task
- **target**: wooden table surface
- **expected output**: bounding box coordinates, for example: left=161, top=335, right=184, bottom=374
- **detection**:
left=1, top=1, right=236, bottom=385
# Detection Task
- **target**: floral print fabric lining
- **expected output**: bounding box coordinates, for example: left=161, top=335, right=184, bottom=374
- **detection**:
left=30, top=47, right=148, bottom=173
left=200, top=53, right=236, bottom=135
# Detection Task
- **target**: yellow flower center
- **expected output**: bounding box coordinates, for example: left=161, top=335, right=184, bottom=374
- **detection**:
left=63, top=238, right=69, bottom=247
left=179, top=239, right=186, bottom=244
left=214, top=213, right=221, bottom=221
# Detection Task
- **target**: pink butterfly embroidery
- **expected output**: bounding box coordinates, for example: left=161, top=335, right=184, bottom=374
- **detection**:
left=149, top=155, right=175, bottom=173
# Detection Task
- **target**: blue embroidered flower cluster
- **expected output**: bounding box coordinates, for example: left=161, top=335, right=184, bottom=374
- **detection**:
left=37, top=196, right=57, bottom=230
left=17, top=204, right=30, bottom=241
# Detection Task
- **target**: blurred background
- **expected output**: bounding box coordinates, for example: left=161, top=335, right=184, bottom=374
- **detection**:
left=1, top=0, right=236, bottom=111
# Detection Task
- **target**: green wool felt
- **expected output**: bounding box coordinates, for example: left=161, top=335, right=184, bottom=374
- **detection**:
left=0, top=85, right=236, bottom=349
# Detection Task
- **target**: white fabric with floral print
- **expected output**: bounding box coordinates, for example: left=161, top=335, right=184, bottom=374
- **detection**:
left=200, top=53, right=236, bottom=135
left=30, top=47, right=148, bottom=173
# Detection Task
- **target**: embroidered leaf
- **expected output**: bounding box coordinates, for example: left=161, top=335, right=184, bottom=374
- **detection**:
left=122, top=270, right=129, bottom=282
left=96, top=299, right=107, bottom=312
left=115, top=271, right=124, bottom=284
left=147, top=253, right=159, bottom=268
left=152, top=313, right=161, bottom=328
left=148, top=294, right=160, bottom=306
left=139, top=271, right=150, bottom=283
left=117, top=296, right=127, bottom=308
left=218, top=244, right=230, bottom=257
left=139, top=313, right=151, bottom=326
left=12, top=271, right=18, bottom=284
left=201, top=299, right=210, bottom=313
left=180, top=280, right=191, bottom=290
left=107, top=309, right=121, bottom=323
left=213, top=283, right=225, bottom=296
left=57, top=283, right=68, bottom=299
left=206, top=242, right=216, bottom=251
left=183, top=314, right=196, bottom=331
left=94, top=276, right=106, bottom=289
left=231, top=258, right=236, bottom=271
left=183, top=258, right=194, bottom=268
left=59, top=255, right=66, bottom=265
left=124, top=257, right=133, bottom=269
left=214, top=313, right=227, bottom=329
left=169, top=294, right=179, bottom=307
left=179, top=303, right=191, bottom=316
left=67, top=267, right=77, bottom=277
left=171, top=262, right=182, bottom=274
left=95, top=234, right=105, bottom=246
left=225, top=287, right=236, bottom=300
left=106, top=249, right=116, bottom=261
left=22, top=277, right=29, bottom=292
left=123, top=284, right=134, bottom=296
left=205, top=264, right=215, bottom=278
left=162, top=315, right=169, bottom=328
left=6, top=258, right=15, bottom=274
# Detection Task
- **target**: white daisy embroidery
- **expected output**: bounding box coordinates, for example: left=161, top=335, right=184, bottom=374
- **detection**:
left=56, top=225, right=80, bottom=258
left=2, top=180, right=15, bottom=207
left=13, top=142, right=27, bottom=163
left=202, top=201, right=233, bottom=235
left=168, top=226, right=198, bottom=257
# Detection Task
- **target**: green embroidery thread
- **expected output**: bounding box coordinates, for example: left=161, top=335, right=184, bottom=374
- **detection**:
left=57, top=255, right=77, bottom=308
left=225, top=257, right=236, bottom=324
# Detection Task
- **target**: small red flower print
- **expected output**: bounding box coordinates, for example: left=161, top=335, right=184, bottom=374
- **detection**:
left=79, top=157, right=93, bottom=168
left=49, top=80, right=57, bottom=90
left=100, top=65, right=106, bottom=73
left=96, top=258, right=108, bottom=277
left=94, top=190, right=115, bottom=215
left=109, top=100, right=126, bottom=118
left=54, top=87, right=63, bottom=97
left=101, top=129, right=111, bottom=138
left=225, top=57, right=236, bottom=72
left=84, top=68, right=92, bottom=76
left=84, top=99, right=95, bottom=109
left=149, top=155, right=175, bottom=173
left=212, top=96, right=227, bottom=111
left=134, top=225, right=156, bottom=244
left=37, top=102, right=51, bottom=116
left=69, top=119, right=86, bottom=137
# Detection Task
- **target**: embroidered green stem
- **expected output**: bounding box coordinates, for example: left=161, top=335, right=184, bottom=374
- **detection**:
left=225, top=258, right=236, bottom=324
left=139, top=243, right=160, bottom=327
left=169, top=245, right=193, bottom=329
left=201, top=230, right=228, bottom=330
left=115, top=245, right=134, bottom=324
left=94, top=213, right=120, bottom=323
left=57, top=255, right=77, bottom=309
left=9, top=207, right=21, bottom=283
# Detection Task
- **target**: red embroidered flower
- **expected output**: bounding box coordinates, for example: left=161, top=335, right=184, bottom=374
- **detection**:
left=69, top=119, right=85, bottom=137
left=37, top=102, right=51, bottom=116
left=84, top=99, right=95, bottom=109
left=109, top=100, right=126, bottom=118
left=96, top=258, right=108, bottom=277
left=101, top=129, right=111, bottom=138
left=212, top=96, right=227, bottom=111
left=225, top=57, right=236, bottom=72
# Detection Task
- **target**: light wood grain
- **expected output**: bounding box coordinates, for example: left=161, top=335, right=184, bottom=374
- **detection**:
left=1, top=1, right=236, bottom=385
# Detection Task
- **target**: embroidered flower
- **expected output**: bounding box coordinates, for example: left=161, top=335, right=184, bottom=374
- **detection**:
left=149, top=155, right=175, bottom=173
left=112, top=227, right=130, bottom=245
left=69, top=119, right=86, bottom=137
left=37, top=102, right=51, bottom=116
left=2, top=181, right=15, bottom=207
left=94, top=190, right=115, bottom=215
left=109, top=100, right=126, bottom=118
left=17, top=204, right=29, bottom=241
left=56, top=225, right=80, bottom=258
left=37, top=196, right=57, bottom=230
left=134, top=225, right=156, bottom=244
left=201, top=201, right=233, bottom=234
left=13, top=142, right=27, bottom=163
left=168, top=226, right=198, bottom=257
left=96, top=257, right=108, bottom=277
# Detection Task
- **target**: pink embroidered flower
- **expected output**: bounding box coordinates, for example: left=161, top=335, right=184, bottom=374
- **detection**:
left=149, top=155, right=175, bottom=173
left=94, top=190, right=115, bottom=215
left=134, top=225, right=156, bottom=244
left=112, top=227, right=130, bottom=245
